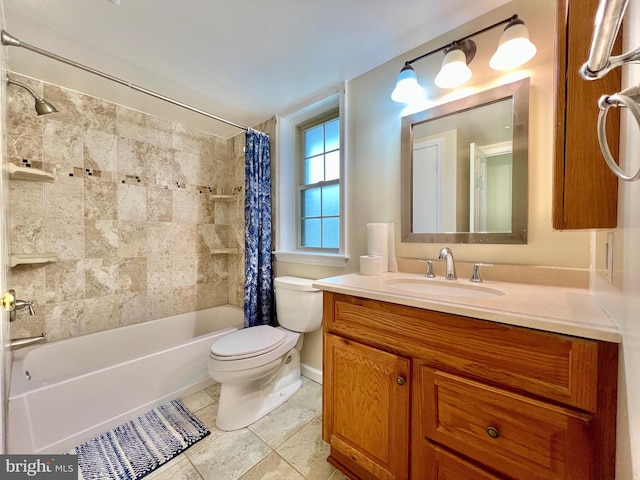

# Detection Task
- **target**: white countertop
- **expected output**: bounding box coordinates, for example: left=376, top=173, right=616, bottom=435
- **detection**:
left=312, top=272, right=621, bottom=343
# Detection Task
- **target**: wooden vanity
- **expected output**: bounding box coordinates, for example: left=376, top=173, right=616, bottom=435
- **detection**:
left=317, top=276, right=619, bottom=480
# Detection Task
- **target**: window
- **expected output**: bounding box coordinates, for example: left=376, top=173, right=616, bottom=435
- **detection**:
left=275, top=88, right=347, bottom=267
left=298, top=112, right=340, bottom=251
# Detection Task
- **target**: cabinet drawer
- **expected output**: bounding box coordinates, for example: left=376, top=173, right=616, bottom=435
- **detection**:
left=325, top=293, right=600, bottom=411
left=413, top=367, right=593, bottom=480
left=414, top=442, right=505, bottom=480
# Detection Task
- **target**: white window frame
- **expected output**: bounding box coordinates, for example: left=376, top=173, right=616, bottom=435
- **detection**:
left=275, top=85, right=348, bottom=267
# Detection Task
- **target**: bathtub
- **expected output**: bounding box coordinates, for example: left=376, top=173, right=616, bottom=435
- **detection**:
left=7, top=305, right=243, bottom=454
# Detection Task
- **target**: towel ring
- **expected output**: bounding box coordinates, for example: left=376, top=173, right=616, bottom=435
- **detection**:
left=597, top=91, right=640, bottom=181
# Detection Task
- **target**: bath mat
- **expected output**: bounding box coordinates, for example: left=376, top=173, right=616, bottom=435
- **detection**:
left=68, top=399, right=209, bottom=480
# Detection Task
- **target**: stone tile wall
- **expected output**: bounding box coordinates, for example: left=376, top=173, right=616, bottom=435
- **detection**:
left=7, top=74, right=255, bottom=341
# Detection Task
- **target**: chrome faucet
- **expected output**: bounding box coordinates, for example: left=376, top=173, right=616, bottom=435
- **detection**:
left=438, top=247, right=457, bottom=280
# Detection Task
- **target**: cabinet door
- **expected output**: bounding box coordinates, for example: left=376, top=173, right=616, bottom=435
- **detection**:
left=554, top=0, right=621, bottom=229
left=323, top=333, right=410, bottom=480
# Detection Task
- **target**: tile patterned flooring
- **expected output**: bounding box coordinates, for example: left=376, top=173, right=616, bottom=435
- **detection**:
left=147, top=378, right=348, bottom=480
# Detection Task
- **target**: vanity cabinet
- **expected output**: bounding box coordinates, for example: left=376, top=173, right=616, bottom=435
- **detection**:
left=553, top=0, right=621, bottom=229
left=322, top=292, right=618, bottom=480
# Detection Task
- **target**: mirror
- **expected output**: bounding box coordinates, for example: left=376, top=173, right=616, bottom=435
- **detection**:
left=401, top=78, right=529, bottom=244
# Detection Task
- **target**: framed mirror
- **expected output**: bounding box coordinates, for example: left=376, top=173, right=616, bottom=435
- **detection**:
left=401, top=78, right=529, bottom=244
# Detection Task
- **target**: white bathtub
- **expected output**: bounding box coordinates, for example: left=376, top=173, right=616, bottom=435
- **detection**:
left=7, top=305, right=243, bottom=454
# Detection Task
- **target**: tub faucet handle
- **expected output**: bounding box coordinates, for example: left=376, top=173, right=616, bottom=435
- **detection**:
left=10, top=297, right=35, bottom=322
left=16, top=299, right=35, bottom=315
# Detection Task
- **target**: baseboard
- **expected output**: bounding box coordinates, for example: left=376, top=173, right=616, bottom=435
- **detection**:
left=301, top=363, right=322, bottom=384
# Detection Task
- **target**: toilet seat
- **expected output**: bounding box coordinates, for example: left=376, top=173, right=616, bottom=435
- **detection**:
left=210, top=325, right=287, bottom=361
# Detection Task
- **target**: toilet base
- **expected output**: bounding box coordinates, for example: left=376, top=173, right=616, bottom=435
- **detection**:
left=215, top=348, right=302, bottom=431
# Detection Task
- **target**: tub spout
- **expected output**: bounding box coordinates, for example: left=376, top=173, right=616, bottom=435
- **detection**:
left=10, top=333, right=46, bottom=350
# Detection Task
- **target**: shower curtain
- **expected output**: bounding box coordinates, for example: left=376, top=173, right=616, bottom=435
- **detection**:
left=244, top=129, right=274, bottom=328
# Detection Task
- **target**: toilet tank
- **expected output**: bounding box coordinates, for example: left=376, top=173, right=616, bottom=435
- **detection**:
left=274, top=276, right=322, bottom=333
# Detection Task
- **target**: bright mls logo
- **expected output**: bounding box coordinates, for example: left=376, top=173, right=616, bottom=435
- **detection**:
left=0, top=455, right=77, bottom=479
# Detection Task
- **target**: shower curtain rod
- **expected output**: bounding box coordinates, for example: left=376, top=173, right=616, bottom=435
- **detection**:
left=1, top=30, right=249, bottom=132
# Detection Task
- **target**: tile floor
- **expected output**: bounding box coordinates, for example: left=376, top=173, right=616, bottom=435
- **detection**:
left=147, top=378, right=349, bottom=480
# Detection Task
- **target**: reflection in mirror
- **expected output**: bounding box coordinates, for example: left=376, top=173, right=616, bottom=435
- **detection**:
left=401, top=78, right=529, bottom=244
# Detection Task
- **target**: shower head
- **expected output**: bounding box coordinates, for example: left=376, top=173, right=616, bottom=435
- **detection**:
left=33, top=97, right=58, bottom=115
left=6, top=76, right=58, bottom=115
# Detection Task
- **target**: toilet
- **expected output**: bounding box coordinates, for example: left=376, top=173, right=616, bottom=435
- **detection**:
left=208, top=276, right=323, bottom=431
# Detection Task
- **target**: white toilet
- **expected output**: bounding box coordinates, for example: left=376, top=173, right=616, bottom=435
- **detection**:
left=208, top=276, right=323, bottom=431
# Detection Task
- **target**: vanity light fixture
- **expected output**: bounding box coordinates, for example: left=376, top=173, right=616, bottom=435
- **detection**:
left=391, top=14, right=537, bottom=103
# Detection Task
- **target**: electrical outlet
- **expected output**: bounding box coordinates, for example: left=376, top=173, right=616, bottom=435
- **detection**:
left=605, top=232, right=614, bottom=283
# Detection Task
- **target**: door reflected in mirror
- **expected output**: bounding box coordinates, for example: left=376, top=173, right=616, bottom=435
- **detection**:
left=401, top=78, right=529, bottom=244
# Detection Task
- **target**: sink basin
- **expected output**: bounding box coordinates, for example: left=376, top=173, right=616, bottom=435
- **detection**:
left=382, top=278, right=505, bottom=299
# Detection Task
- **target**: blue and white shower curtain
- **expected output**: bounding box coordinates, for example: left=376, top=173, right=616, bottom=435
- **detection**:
left=244, top=128, right=274, bottom=328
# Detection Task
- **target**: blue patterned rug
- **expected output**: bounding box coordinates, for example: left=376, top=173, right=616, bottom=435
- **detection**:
left=68, top=399, right=210, bottom=480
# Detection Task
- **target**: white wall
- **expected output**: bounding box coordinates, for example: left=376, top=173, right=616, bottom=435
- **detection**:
left=591, top=2, right=640, bottom=478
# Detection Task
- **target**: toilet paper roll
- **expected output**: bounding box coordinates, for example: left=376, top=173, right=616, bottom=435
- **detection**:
left=366, top=223, right=389, bottom=273
left=360, top=255, right=384, bottom=276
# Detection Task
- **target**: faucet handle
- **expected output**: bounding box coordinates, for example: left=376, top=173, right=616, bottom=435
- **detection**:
left=426, top=260, right=435, bottom=278
left=12, top=298, right=35, bottom=322
left=16, top=299, right=35, bottom=315
left=417, top=260, right=436, bottom=278
left=470, top=263, right=493, bottom=283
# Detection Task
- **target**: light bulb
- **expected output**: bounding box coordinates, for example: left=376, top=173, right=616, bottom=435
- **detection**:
left=434, top=49, right=472, bottom=89
left=391, top=64, right=425, bottom=103
left=490, top=21, right=537, bottom=70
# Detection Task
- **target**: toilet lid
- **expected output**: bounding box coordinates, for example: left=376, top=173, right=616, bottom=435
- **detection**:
left=210, top=325, right=287, bottom=360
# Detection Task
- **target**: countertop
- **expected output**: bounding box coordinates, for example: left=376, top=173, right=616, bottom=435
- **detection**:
left=312, top=272, right=621, bottom=343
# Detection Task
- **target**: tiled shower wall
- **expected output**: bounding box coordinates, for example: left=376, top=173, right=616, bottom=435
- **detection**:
left=6, top=74, right=273, bottom=341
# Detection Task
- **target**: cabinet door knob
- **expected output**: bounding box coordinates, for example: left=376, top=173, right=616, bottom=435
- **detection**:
left=396, top=376, right=406, bottom=386
left=486, top=426, right=500, bottom=439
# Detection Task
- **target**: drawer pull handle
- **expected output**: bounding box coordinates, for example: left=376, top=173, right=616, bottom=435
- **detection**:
left=396, top=376, right=406, bottom=386
left=486, top=426, right=500, bottom=439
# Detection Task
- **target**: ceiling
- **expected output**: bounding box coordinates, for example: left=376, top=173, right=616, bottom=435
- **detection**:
left=2, top=0, right=510, bottom=138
